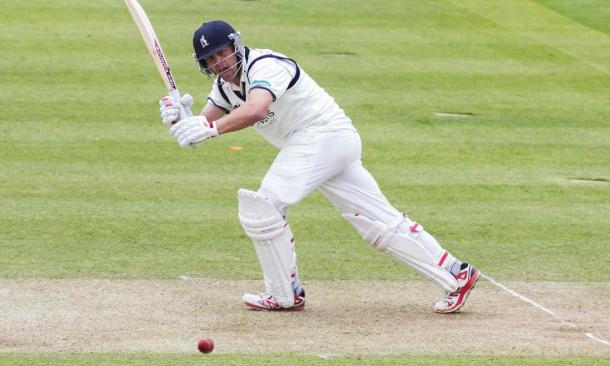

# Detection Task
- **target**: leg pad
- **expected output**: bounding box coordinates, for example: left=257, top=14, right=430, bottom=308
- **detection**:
left=343, top=213, right=458, bottom=292
left=238, top=189, right=295, bottom=307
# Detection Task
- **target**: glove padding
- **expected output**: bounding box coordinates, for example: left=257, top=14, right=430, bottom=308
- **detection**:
left=170, top=115, right=219, bottom=148
left=159, top=94, right=193, bottom=125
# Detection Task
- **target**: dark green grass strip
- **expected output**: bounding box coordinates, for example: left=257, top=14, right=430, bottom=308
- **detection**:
left=535, top=0, right=610, bottom=35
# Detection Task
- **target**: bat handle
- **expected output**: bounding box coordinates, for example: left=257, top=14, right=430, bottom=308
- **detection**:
left=169, top=88, right=191, bottom=121
left=169, top=88, right=181, bottom=103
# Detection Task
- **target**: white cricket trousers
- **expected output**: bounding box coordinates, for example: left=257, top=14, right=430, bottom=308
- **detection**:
left=257, top=121, right=452, bottom=275
left=259, top=124, right=401, bottom=225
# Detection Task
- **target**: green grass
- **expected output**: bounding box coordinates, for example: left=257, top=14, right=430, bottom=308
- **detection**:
left=1, top=0, right=609, bottom=364
left=1, top=0, right=608, bottom=282
left=535, top=0, right=610, bottom=35
left=1, top=355, right=609, bottom=366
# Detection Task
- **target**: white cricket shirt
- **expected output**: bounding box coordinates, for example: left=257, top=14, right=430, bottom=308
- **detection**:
left=207, top=47, right=355, bottom=148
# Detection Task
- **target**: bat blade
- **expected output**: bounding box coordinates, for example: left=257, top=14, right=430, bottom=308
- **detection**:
left=123, top=0, right=181, bottom=102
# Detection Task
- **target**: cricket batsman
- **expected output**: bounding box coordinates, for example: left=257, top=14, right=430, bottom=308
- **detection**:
left=159, top=20, right=480, bottom=313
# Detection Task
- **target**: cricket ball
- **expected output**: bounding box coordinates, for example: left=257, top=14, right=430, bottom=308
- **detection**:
left=197, top=337, right=214, bottom=354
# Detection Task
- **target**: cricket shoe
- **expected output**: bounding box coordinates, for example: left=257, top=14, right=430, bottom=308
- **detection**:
left=243, top=288, right=305, bottom=311
left=433, top=263, right=480, bottom=314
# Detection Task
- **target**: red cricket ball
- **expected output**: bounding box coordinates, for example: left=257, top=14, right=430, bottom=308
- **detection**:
left=197, top=337, right=214, bottom=354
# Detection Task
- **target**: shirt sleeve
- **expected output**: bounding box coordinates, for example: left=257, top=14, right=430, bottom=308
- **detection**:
left=247, top=57, right=296, bottom=101
left=206, top=79, right=233, bottom=113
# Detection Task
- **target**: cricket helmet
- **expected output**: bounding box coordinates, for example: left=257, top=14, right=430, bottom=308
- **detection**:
left=192, top=20, right=244, bottom=75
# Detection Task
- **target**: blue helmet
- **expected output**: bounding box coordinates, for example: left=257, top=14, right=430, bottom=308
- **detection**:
left=192, top=20, right=244, bottom=75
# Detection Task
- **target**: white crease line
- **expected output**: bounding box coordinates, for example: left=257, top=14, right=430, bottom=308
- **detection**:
left=179, top=275, right=208, bottom=281
left=316, top=354, right=343, bottom=360
left=481, top=273, right=610, bottom=347
left=481, top=274, right=576, bottom=328
left=586, top=333, right=610, bottom=346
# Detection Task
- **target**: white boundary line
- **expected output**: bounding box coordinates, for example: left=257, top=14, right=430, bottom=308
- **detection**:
left=481, top=273, right=610, bottom=347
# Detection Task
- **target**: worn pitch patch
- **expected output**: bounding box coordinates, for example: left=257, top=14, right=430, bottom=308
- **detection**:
left=433, top=112, right=475, bottom=119
left=0, top=279, right=608, bottom=355
left=567, top=177, right=609, bottom=186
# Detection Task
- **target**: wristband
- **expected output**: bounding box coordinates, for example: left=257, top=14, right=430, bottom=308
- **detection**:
left=209, top=121, right=219, bottom=138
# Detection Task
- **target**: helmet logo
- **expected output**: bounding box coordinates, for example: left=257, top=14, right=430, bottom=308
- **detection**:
left=200, top=34, right=209, bottom=49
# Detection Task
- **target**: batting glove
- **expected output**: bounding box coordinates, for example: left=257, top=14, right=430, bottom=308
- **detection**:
left=159, top=93, right=193, bottom=125
left=170, top=115, right=219, bottom=148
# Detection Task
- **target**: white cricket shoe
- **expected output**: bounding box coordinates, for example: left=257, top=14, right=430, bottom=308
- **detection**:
left=433, top=263, right=480, bottom=314
left=243, top=288, right=305, bottom=311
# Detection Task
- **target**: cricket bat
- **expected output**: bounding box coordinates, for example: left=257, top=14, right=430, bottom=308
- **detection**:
left=123, top=0, right=186, bottom=118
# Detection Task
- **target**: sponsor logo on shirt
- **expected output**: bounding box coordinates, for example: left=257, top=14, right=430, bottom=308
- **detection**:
left=254, top=110, right=277, bottom=128
left=251, top=79, right=271, bottom=88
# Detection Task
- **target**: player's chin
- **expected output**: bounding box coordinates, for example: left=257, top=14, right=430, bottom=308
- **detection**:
left=219, top=69, right=232, bottom=78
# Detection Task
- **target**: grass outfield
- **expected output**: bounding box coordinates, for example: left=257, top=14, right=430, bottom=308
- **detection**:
left=1, top=355, right=610, bottom=366
left=1, top=0, right=609, bottom=364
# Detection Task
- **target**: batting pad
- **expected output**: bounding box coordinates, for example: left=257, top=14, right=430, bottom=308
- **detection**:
left=343, top=213, right=458, bottom=292
left=238, top=189, right=296, bottom=307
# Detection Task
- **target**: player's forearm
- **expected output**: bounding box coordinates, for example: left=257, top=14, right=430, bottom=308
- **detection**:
left=215, top=103, right=267, bottom=135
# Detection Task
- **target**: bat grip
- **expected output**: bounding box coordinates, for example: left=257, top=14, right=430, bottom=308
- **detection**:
left=169, top=89, right=190, bottom=121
